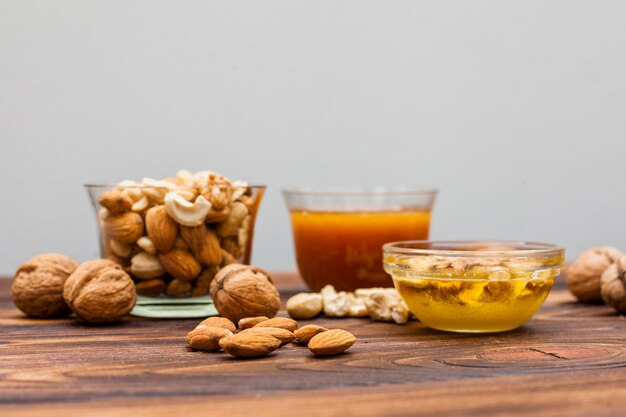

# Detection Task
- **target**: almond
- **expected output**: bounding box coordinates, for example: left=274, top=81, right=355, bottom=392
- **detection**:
left=196, top=316, right=236, bottom=332
left=159, top=249, right=201, bottom=281
left=239, top=327, right=294, bottom=346
left=253, top=317, right=298, bottom=332
left=308, top=329, right=356, bottom=356
left=166, top=279, right=192, bottom=297
left=187, top=326, right=232, bottom=351
left=238, top=316, right=269, bottom=330
left=294, top=324, right=328, bottom=345
left=180, top=224, right=222, bottom=266
left=219, top=332, right=281, bottom=358
left=145, top=206, right=178, bottom=253
left=104, top=212, right=144, bottom=244
left=98, top=191, right=133, bottom=215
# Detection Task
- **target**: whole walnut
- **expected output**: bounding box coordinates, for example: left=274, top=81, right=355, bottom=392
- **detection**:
left=601, top=255, right=626, bottom=313
left=63, top=259, right=136, bottom=323
left=12, top=253, right=79, bottom=318
left=566, top=247, right=622, bottom=303
left=209, top=263, right=280, bottom=323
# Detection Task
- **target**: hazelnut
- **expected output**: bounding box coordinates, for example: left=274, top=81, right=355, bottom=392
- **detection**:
left=63, top=259, right=136, bottom=322
left=12, top=253, right=79, bottom=318
left=566, top=247, right=622, bottom=303
left=209, top=263, right=280, bottom=323
left=601, top=255, right=626, bottom=313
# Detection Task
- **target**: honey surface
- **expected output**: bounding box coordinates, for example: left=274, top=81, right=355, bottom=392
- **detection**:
left=290, top=209, right=431, bottom=291
left=394, top=277, right=555, bottom=332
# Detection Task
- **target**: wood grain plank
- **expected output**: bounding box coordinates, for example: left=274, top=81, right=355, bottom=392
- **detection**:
left=0, top=275, right=625, bottom=417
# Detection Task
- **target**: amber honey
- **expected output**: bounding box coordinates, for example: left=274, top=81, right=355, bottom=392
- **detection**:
left=290, top=209, right=431, bottom=291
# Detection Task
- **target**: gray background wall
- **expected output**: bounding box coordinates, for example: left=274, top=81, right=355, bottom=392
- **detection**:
left=1, top=1, right=625, bottom=275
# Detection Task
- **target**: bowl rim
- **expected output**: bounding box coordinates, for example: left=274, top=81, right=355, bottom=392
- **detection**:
left=383, top=240, right=565, bottom=257
left=84, top=183, right=266, bottom=190
left=282, top=186, right=438, bottom=197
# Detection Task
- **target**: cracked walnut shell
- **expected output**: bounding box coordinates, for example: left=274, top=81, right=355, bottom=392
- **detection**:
left=63, top=259, right=136, bottom=322
left=12, top=253, right=79, bottom=318
left=209, top=263, right=280, bottom=323
left=566, top=247, right=622, bottom=303
left=601, top=255, right=626, bottom=313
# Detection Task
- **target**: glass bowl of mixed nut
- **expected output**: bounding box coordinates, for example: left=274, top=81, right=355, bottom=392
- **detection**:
left=383, top=240, right=565, bottom=333
left=85, top=170, right=265, bottom=317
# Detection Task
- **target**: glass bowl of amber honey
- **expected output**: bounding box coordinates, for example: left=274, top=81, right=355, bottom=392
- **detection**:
left=383, top=240, right=565, bottom=333
left=283, top=187, right=437, bottom=292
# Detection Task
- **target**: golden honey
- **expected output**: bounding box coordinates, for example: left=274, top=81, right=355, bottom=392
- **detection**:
left=394, top=276, right=554, bottom=332
left=290, top=210, right=431, bottom=291
left=383, top=241, right=565, bottom=333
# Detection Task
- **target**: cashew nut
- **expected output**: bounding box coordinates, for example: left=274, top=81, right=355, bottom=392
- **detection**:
left=321, top=285, right=351, bottom=317
left=131, top=252, right=165, bottom=279
left=142, top=178, right=177, bottom=204
left=216, top=202, right=249, bottom=237
left=347, top=293, right=368, bottom=317
left=131, top=196, right=149, bottom=212
left=164, top=192, right=211, bottom=227
left=110, top=240, right=132, bottom=258
left=286, top=292, right=323, bottom=319
left=364, top=290, right=410, bottom=324
left=137, top=236, right=157, bottom=255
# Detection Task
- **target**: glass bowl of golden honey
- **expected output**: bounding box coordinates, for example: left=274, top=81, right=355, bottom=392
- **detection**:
left=283, top=187, right=437, bottom=291
left=383, top=240, right=565, bottom=333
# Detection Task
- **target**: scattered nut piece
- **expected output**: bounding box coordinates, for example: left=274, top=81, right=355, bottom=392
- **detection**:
left=567, top=247, right=622, bottom=303
left=294, top=325, right=328, bottom=345
left=601, top=255, right=626, bottom=313
left=12, top=253, right=79, bottom=318
left=253, top=317, right=298, bottom=332
left=196, top=316, right=237, bottom=332
left=187, top=326, right=232, bottom=351
left=238, top=316, right=269, bottom=329
left=219, top=332, right=281, bottom=358
left=63, top=259, right=136, bottom=322
left=209, top=264, right=281, bottom=323
left=308, top=329, right=356, bottom=356
left=365, top=291, right=410, bottom=324
left=286, top=292, right=323, bottom=319
left=321, top=285, right=351, bottom=317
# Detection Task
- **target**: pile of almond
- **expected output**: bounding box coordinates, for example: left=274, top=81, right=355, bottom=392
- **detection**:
left=96, top=170, right=261, bottom=298
left=186, top=316, right=356, bottom=358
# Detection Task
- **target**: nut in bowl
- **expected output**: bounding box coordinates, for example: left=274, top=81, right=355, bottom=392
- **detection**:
left=383, top=241, right=565, bottom=333
left=85, top=170, right=265, bottom=318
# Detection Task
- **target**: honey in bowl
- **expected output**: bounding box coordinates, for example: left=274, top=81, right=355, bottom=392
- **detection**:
left=283, top=187, right=437, bottom=292
left=383, top=241, right=565, bottom=333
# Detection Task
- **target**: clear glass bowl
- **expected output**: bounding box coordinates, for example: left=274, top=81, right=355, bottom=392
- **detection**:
left=383, top=240, right=565, bottom=333
left=283, top=186, right=437, bottom=291
left=85, top=183, right=265, bottom=318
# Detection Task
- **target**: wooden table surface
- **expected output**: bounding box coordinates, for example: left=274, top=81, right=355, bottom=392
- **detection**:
left=1, top=274, right=625, bottom=417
